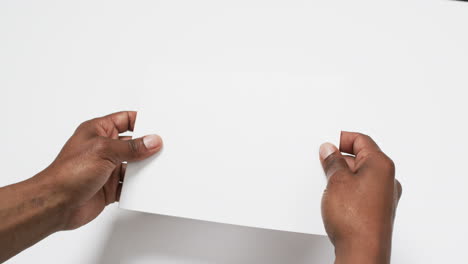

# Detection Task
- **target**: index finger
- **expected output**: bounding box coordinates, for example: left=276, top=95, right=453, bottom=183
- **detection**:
left=78, top=111, right=138, bottom=138
left=339, top=131, right=381, bottom=156
left=103, top=111, right=137, bottom=133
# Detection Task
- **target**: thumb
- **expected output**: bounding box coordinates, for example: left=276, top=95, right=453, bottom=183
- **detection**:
left=319, top=143, right=351, bottom=181
left=105, top=134, right=163, bottom=163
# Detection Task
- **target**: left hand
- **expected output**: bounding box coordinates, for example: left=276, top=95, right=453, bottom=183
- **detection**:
left=35, top=111, right=162, bottom=230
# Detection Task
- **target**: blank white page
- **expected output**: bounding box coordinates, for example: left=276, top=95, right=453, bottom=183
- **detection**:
left=119, top=0, right=351, bottom=235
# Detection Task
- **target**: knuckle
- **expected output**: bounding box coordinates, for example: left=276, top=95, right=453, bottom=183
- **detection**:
left=356, top=133, right=372, bottom=142
left=358, top=149, right=373, bottom=160
left=128, top=140, right=140, bottom=154
left=93, top=137, right=111, bottom=154
left=327, top=171, right=348, bottom=185
left=369, top=151, right=395, bottom=173
left=381, top=154, right=396, bottom=172
left=92, top=137, right=119, bottom=165
left=82, top=137, right=119, bottom=166
left=76, top=119, right=98, bottom=133
left=324, top=155, right=351, bottom=185
left=76, top=120, right=91, bottom=131
left=324, top=155, right=342, bottom=172
left=396, top=179, right=403, bottom=198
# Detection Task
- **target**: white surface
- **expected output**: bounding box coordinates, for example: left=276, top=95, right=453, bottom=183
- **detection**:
left=1, top=0, right=468, bottom=263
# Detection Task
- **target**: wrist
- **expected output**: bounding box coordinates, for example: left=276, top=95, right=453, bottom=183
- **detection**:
left=0, top=172, right=71, bottom=262
left=29, top=171, right=71, bottom=232
left=334, top=235, right=392, bottom=264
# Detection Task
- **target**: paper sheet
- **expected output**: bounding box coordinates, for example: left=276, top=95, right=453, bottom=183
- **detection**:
left=119, top=72, right=343, bottom=235
left=118, top=1, right=348, bottom=235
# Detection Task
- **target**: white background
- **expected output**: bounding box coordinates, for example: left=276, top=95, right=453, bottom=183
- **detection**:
left=1, top=0, right=468, bottom=263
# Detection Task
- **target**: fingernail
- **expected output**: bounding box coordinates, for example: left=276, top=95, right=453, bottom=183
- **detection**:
left=319, top=143, right=337, bottom=160
left=143, top=134, right=162, bottom=149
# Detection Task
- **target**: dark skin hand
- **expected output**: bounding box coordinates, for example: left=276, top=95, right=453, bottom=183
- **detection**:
left=0, top=112, right=400, bottom=264
left=319, top=132, right=402, bottom=264
left=0, top=111, right=162, bottom=262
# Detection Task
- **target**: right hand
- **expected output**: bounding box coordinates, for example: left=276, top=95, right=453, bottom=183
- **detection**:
left=319, top=132, right=402, bottom=264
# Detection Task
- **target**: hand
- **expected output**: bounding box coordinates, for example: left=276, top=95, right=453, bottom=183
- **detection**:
left=319, top=132, right=402, bottom=264
left=35, top=111, right=163, bottom=230
left=0, top=111, right=162, bottom=262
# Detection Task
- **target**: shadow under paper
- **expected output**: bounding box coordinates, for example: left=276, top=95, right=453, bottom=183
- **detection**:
left=96, top=211, right=334, bottom=264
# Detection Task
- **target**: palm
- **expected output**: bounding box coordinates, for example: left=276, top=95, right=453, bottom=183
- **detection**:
left=64, top=163, right=123, bottom=230
left=64, top=189, right=107, bottom=230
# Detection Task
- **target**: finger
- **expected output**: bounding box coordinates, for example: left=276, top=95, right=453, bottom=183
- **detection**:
left=119, top=136, right=133, bottom=141
left=116, top=182, right=123, bottom=202
left=104, top=111, right=137, bottom=133
left=77, top=111, right=138, bottom=138
left=116, top=163, right=127, bottom=202
left=395, top=179, right=403, bottom=200
left=339, top=131, right=390, bottom=170
left=119, top=163, right=127, bottom=182
left=339, top=131, right=381, bottom=156
left=104, top=164, right=122, bottom=205
left=103, top=134, right=163, bottom=163
left=319, top=142, right=352, bottom=181
left=343, top=155, right=356, bottom=172
left=393, top=179, right=403, bottom=212
left=109, top=163, right=128, bottom=203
